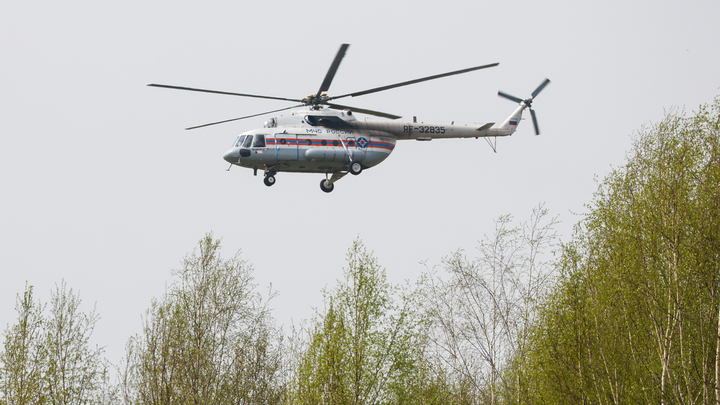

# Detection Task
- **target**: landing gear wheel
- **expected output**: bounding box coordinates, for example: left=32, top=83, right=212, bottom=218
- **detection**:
left=320, top=179, right=334, bottom=193
left=349, top=161, right=363, bottom=175
left=263, top=175, right=276, bottom=187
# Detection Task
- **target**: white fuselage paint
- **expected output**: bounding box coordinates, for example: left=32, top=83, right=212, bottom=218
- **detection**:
left=222, top=105, right=525, bottom=175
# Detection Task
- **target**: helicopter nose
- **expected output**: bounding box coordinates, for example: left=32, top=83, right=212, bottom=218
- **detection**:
left=223, top=148, right=240, bottom=164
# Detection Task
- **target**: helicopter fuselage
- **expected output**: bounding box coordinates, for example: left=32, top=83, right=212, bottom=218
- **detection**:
left=150, top=43, right=549, bottom=192
left=222, top=108, right=516, bottom=177
left=224, top=126, right=397, bottom=174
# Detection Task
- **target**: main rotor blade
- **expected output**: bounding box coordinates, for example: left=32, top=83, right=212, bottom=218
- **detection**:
left=185, top=104, right=304, bottom=130
left=326, top=103, right=402, bottom=120
left=148, top=84, right=304, bottom=103
left=498, top=91, right=523, bottom=103
left=530, top=108, right=540, bottom=135
left=328, top=62, right=499, bottom=101
left=316, top=44, right=350, bottom=98
left=531, top=78, right=551, bottom=99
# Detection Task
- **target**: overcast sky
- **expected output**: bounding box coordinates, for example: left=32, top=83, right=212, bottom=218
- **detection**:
left=2, top=0, right=719, bottom=366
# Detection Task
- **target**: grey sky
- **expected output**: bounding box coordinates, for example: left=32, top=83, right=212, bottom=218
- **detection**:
left=1, top=0, right=718, bottom=365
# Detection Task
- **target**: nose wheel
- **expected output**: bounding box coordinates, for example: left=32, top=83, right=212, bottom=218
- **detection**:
left=263, top=175, right=276, bottom=187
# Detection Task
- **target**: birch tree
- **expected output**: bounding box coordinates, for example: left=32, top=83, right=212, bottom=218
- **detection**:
left=123, top=234, right=286, bottom=405
left=292, top=240, right=451, bottom=405
left=422, top=206, right=558, bottom=404
left=0, top=285, right=46, bottom=405
left=0, top=282, right=109, bottom=405
left=524, top=96, right=720, bottom=404
left=44, top=281, right=107, bottom=405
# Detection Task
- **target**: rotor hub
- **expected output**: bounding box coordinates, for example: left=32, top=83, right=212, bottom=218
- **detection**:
left=302, top=94, right=330, bottom=109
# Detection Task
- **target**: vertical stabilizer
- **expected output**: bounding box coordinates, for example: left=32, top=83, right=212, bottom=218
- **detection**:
left=497, top=78, right=550, bottom=135
left=496, top=104, right=527, bottom=135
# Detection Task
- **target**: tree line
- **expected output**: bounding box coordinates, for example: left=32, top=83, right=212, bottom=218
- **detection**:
left=2, top=95, right=719, bottom=404
left=519, top=98, right=720, bottom=404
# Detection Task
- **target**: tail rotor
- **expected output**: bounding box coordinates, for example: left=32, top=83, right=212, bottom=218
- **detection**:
left=498, top=78, right=550, bottom=135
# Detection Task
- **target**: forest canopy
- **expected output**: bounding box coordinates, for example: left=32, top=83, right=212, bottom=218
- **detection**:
left=1, top=95, right=719, bottom=404
left=519, top=97, right=720, bottom=404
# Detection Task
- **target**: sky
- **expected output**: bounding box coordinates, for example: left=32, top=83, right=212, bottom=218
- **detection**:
left=1, top=0, right=719, bottom=367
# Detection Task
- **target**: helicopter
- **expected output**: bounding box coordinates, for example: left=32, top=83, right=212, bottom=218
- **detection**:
left=149, top=44, right=550, bottom=193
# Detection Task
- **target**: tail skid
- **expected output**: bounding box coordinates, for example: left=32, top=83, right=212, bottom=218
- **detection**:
left=481, top=105, right=525, bottom=152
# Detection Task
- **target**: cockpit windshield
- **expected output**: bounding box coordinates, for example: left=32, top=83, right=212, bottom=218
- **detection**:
left=235, top=135, right=246, bottom=147
left=242, top=135, right=253, bottom=148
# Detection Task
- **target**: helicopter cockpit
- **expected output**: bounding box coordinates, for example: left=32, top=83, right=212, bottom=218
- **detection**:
left=234, top=135, right=247, bottom=147
left=224, top=133, right=268, bottom=162
left=236, top=134, right=266, bottom=155
left=234, top=134, right=266, bottom=148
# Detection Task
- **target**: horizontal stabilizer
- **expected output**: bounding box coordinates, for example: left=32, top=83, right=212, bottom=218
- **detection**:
left=477, top=123, right=494, bottom=131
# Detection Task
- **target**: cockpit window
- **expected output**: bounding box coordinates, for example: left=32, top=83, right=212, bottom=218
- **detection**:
left=253, top=135, right=266, bottom=148
left=242, top=135, right=253, bottom=148
left=235, top=135, right=246, bottom=147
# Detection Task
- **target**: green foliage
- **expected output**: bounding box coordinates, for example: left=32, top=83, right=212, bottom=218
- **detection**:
left=0, top=282, right=108, bottom=405
left=0, top=285, right=46, bottom=405
left=46, top=281, right=107, bottom=405
left=291, top=240, right=452, bottom=405
left=7, top=95, right=719, bottom=405
left=123, top=234, right=285, bottom=405
left=523, top=97, right=720, bottom=404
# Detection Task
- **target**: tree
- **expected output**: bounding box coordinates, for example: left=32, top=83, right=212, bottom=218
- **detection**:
left=123, top=233, right=285, bottom=405
left=44, top=281, right=107, bottom=405
left=422, top=205, right=558, bottom=404
left=523, top=96, right=720, bottom=404
left=291, top=240, right=451, bottom=404
left=0, top=282, right=109, bottom=405
left=0, top=285, right=46, bottom=405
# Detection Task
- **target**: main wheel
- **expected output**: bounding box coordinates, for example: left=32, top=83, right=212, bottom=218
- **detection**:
left=349, top=161, right=363, bottom=175
left=263, top=175, right=276, bottom=187
left=320, top=179, right=334, bottom=193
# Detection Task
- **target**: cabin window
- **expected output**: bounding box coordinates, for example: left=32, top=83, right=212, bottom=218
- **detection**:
left=321, top=140, right=327, bottom=146
left=235, top=135, right=246, bottom=147
left=254, top=135, right=266, bottom=148
left=306, top=139, right=312, bottom=146
left=348, top=140, right=355, bottom=147
left=242, top=135, right=253, bottom=148
left=332, top=140, right=339, bottom=146
left=279, top=138, right=287, bottom=145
